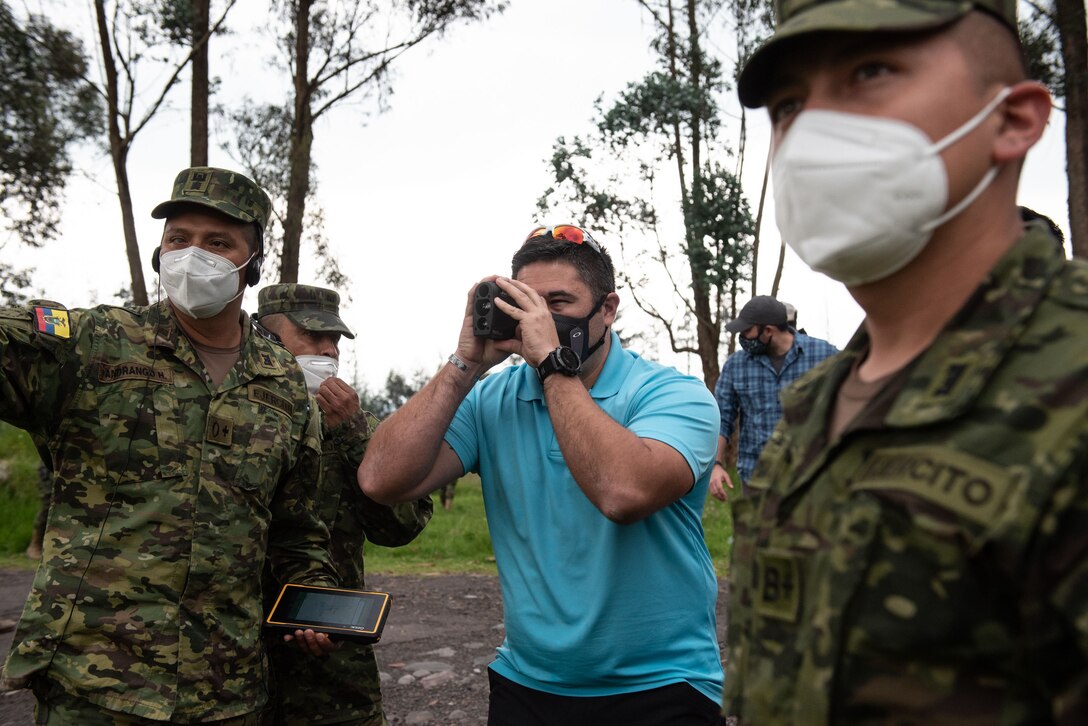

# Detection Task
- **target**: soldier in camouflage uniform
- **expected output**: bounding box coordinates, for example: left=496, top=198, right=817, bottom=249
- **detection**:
left=724, top=1, right=1086, bottom=723
left=0, top=167, right=340, bottom=724
left=255, top=284, right=433, bottom=726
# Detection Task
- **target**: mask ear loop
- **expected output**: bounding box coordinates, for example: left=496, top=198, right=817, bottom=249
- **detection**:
left=921, top=87, right=1013, bottom=233
left=928, top=86, right=1013, bottom=156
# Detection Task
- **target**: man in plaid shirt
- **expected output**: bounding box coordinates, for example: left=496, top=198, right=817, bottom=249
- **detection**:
left=711, top=296, right=839, bottom=500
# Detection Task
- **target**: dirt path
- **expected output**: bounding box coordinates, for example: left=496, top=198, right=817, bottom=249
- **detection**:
left=0, top=569, right=729, bottom=724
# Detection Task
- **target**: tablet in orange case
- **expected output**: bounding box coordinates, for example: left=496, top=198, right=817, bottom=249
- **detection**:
left=265, top=583, right=391, bottom=644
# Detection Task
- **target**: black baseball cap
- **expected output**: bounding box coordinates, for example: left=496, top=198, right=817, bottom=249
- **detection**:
left=725, top=296, right=788, bottom=333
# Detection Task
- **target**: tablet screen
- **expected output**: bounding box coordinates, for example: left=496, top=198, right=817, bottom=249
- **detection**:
left=267, top=584, right=390, bottom=636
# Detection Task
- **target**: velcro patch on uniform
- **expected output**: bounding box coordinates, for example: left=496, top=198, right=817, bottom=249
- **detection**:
left=755, top=550, right=801, bottom=622
left=206, top=415, right=234, bottom=446
left=98, top=362, right=174, bottom=384
left=34, top=306, right=71, bottom=339
left=853, top=446, right=1015, bottom=527
left=249, top=386, right=294, bottom=418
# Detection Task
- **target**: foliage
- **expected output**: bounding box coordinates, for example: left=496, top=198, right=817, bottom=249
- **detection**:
left=358, top=368, right=431, bottom=419
left=0, top=256, right=33, bottom=307
left=1020, top=2, right=1065, bottom=98
left=0, top=423, right=45, bottom=558
left=147, top=0, right=199, bottom=44
left=0, top=0, right=99, bottom=271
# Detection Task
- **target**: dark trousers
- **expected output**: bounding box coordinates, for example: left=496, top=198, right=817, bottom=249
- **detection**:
left=487, top=669, right=724, bottom=726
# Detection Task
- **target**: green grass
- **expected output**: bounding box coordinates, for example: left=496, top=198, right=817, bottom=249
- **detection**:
left=702, top=494, right=735, bottom=578
left=0, top=423, right=44, bottom=561
left=0, top=422, right=734, bottom=576
left=366, top=474, right=498, bottom=575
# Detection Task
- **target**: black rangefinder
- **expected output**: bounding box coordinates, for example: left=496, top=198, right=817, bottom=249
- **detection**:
left=472, top=282, right=519, bottom=340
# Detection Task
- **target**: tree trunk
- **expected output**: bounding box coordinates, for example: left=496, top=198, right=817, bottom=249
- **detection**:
left=95, top=0, right=148, bottom=305
left=684, top=0, right=719, bottom=391
left=282, top=0, right=313, bottom=283
left=1056, top=0, right=1087, bottom=256
left=113, top=149, right=145, bottom=305
left=190, top=0, right=209, bottom=166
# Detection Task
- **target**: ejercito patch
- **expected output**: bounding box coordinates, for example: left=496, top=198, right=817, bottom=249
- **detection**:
left=853, top=446, right=1016, bottom=526
left=249, top=386, right=294, bottom=418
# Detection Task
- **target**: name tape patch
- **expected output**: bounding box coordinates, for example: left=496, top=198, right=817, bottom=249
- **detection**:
left=853, top=446, right=1015, bottom=526
left=98, top=363, right=174, bottom=384
left=249, top=386, right=294, bottom=418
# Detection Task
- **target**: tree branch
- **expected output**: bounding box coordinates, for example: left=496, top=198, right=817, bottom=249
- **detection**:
left=128, top=0, right=239, bottom=140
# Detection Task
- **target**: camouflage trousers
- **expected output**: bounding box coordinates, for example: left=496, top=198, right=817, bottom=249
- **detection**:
left=264, top=637, right=387, bottom=726
left=33, top=681, right=264, bottom=725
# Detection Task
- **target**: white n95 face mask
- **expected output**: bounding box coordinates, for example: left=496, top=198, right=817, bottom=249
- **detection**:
left=771, top=87, right=1012, bottom=286
left=295, top=355, right=338, bottom=394
left=159, top=247, right=252, bottom=319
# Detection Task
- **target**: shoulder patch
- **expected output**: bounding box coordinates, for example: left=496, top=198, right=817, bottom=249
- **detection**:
left=33, top=305, right=71, bottom=339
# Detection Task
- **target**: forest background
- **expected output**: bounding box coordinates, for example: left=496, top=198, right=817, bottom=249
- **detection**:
left=3, top=0, right=1082, bottom=396
left=0, top=0, right=1084, bottom=573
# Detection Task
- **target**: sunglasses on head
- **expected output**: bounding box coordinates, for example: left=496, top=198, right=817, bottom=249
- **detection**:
left=526, top=224, right=602, bottom=254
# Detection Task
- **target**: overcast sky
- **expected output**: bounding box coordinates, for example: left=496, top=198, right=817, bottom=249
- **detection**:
left=9, top=0, right=1072, bottom=389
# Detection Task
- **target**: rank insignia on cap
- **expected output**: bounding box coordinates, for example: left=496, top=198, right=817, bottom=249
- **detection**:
left=34, top=306, right=70, bottom=339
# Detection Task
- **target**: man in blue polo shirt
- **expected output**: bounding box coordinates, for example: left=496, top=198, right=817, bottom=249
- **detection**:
left=361, top=225, right=723, bottom=725
left=711, top=295, right=838, bottom=500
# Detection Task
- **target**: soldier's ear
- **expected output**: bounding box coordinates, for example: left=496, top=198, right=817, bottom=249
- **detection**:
left=992, top=81, right=1051, bottom=164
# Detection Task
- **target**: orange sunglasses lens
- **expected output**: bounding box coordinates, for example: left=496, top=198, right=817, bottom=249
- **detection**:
left=524, top=225, right=600, bottom=253
left=550, top=225, right=586, bottom=244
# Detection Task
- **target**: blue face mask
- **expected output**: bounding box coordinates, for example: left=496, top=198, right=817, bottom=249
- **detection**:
left=552, top=295, right=608, bottom=362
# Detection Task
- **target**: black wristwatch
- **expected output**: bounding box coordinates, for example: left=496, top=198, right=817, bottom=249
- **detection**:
left=537, top=346, right=581, bottom=383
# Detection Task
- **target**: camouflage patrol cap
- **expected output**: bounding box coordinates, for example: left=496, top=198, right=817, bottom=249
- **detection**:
left=738, top=0, right=1019, bottom=108
left=151, top=167, right=273, bottom=234
left=257, top=284, right=355, bottom=339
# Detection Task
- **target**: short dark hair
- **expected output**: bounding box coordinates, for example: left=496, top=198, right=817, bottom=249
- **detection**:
left=1020, top=206, right=1067, bottom=256
left=510, top=232, right=616, bottom=301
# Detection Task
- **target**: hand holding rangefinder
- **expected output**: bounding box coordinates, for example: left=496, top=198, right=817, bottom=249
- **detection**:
left=472, top=281, right=519, bottom=340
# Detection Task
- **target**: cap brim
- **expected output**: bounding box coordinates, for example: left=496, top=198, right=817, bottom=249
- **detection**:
left=151, top=198, right=257, bottom=225
left=737, top=0, right=970, bottom=108
left=285, top=310, right=356, bottom=339
left=725, top=318, right=753, bottom=334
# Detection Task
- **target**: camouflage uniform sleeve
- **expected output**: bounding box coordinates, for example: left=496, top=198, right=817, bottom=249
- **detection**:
left=329, top=408, right=433, bottom=547
left=0, top=303, right=84, bottom=435
left=265, top=402, right=340, bottom=587
left=1029, top=454, right=1088, bottom=719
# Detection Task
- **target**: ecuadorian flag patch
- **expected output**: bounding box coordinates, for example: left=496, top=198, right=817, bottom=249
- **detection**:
left=34, top=306, right=71, bottom=339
